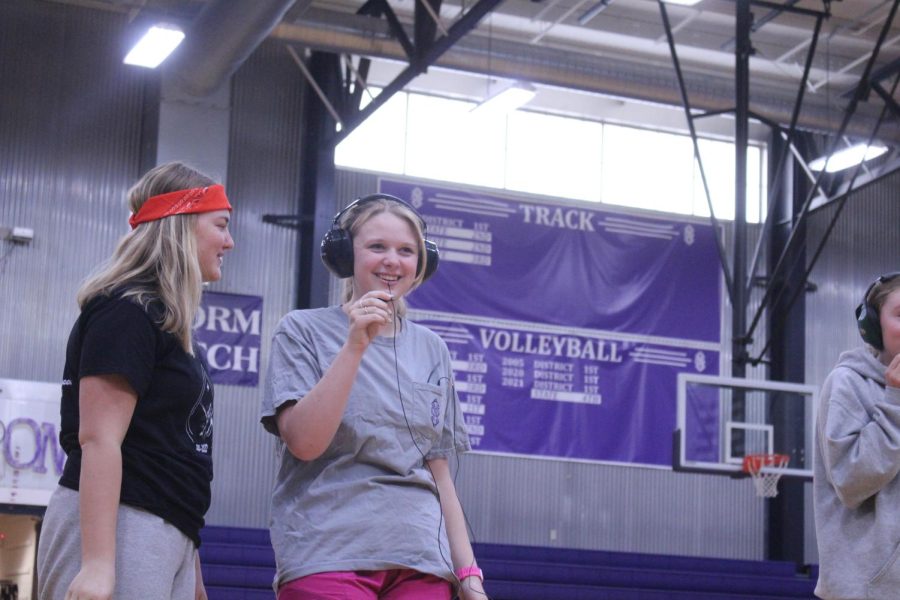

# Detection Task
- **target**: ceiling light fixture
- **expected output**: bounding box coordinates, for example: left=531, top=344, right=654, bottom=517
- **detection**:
left=662, top=0, right=704, bottom=6
left=471, top=82, right=536, bottom=117
left=808, top=143, right=889, bottom=173
left=124, top=24, right=185, bottom=68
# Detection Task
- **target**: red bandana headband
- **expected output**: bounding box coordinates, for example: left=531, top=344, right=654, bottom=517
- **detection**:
left=129, top=184, right=232, bottom=229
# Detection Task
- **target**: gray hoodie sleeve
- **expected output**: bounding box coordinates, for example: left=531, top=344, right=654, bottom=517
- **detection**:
left=820, top=369, right=900, bottom=508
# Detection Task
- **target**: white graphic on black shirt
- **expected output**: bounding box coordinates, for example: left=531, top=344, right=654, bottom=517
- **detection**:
left=186, top=365, right=213, bottom=454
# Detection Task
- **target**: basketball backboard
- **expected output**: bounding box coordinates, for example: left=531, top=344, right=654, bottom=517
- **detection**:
left=673, top=373, right=816, bottom=480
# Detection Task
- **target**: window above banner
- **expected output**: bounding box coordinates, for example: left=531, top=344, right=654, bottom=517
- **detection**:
left=336, top=88, right=767, bottom=224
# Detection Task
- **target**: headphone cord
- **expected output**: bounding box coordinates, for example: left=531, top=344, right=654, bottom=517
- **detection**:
left=446, top=375, right=488, bottom=600
left=387, top=289, right=487, bottom=599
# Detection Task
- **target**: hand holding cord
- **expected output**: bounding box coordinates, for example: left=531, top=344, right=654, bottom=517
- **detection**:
left=345, top=290, right=394, bottom=349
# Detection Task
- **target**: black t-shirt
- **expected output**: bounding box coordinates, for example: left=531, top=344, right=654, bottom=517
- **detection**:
left=59, top=291, right=213, bottom=547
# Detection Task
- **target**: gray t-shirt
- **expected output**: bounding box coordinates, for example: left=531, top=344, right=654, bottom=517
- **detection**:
left=260, top=305, right=471, bottom=588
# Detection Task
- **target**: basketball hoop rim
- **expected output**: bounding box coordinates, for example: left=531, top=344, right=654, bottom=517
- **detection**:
left=741, top=453, right=791, bottom=475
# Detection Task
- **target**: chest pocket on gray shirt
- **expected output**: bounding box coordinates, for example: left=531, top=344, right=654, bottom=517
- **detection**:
left=408, top=382, right=445, bottom=449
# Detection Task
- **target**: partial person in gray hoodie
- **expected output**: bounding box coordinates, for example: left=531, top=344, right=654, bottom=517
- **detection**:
left=814, top=272, right=900, bottom=600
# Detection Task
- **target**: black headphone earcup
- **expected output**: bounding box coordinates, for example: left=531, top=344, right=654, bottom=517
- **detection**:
left=421, top=239, right=440, bottom=282
left=322, top=193, right=441, bottom=282
left=856, top=301, right=884, bottom=350
left=320, top=227, right=355, bottom=278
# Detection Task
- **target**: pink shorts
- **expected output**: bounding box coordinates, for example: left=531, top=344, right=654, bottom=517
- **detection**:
left=277, top=569, right=452, bottom=600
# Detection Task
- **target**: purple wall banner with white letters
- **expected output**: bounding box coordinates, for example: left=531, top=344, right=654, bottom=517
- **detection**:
left=380, top=178, right=722, bottom=467
left=196, top=291, right=263, bottom=387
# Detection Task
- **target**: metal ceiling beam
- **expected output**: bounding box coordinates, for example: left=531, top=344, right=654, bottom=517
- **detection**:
left=577, top=0, right=614, bottom=26
left=809, top=32, right=900, bottom=93
left=359, top=0, right=415, bottom=59
left=345, top=55, right=373, bottom=120
left=745, top=0, right=900, bottom=358
left=744, top=0, right=828, bottom=19
left=657, top=0, right=735, bottom=306
left=416, top=0, right=447, bottom=44
left=530, top=0, right=591, bottom=44
left=753, top=88, right=899, bottom=364
left=720, top=0, right=824, bottom=51
left=733, top=0, right=751, bottom=374
left=744, top=110, right=826, bottom=193
left=750, top=0, right=803, bottom=29
left=270, top=8, right=897, bottom=143
left=332, top=0, right=503, bottom=144
left=287, top=45, right=343, bottom=126
left=658, top=0, right=830, bottom=334
left=746, top=12, right=824, bottom=296
left=872, top=80, right=900, bottom=118
left=659, top=0, right=897, bottom=396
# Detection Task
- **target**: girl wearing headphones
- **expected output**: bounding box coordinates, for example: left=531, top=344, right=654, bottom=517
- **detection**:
left=814, top=273, right=900, bottom=599
left=261, top=195, right=485, bottom=600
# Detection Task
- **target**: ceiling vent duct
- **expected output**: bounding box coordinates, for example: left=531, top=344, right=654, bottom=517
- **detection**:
left=169, top=0, right=300, bottom=97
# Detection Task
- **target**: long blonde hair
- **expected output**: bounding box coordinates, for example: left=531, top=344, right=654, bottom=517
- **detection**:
left=77, top=162, right=215, bottom=353
left=339, top=197, right=429, bottom=317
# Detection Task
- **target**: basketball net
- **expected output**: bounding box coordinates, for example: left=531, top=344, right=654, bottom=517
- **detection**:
left=742, top=454, right=790, bottom=498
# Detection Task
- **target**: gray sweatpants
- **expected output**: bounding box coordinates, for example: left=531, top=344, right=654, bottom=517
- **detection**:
left=37, top=486, right=197, bottom=600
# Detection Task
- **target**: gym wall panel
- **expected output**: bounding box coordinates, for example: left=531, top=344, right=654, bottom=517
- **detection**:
left=202, top=39, right=306, bottom=529
left=0, top=1, right=146, bottom=385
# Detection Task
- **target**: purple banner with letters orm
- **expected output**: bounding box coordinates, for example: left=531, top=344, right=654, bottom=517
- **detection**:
left=196, top=291, right=263, bottom=387
left=380, top=178, right=721, bottom=467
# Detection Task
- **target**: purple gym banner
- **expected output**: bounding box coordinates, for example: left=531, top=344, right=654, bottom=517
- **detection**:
left=381, top=178, right=722, bottom=466
left=195, top=291, right=263, bottom=387
left=413, top=313, right=718, bottom=464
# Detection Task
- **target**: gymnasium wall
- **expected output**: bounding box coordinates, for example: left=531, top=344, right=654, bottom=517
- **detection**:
left=4, top=0, right=899, bottom=565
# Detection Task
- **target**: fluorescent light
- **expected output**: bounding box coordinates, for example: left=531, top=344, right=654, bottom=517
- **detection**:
left=471, top=82, right=536, bottom=117
left=809, top=143, right=889, bottom=173
left=663, top=0, right=703, bottom=5
left=124, top=24, right=185, bottom=68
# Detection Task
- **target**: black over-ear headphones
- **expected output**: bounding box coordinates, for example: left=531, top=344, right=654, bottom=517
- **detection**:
left=320, top=193, right=439, bottom=281
left=855, top=272, right=900, bottom=350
